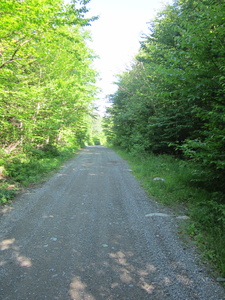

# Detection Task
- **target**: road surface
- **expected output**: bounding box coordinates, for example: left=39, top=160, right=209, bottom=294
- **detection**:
left=0, top=146, right=224, bottom=299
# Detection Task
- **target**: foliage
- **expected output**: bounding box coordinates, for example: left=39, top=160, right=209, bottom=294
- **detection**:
left=102, top=111, right=115, bottom=145
left=0, top=145, right=79, bottom=204
left=87, top=112, right=106, bottom=145
left=0, top=0, right=98, bottom=152
left=107, top=0, right=225, bottom=196
left=0, top=183, right=17, bottom=204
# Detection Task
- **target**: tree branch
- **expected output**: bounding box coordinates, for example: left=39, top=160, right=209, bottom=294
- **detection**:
left=0, top=39, right=32, bottom=69
left=0, top=56, right=34, bottom=69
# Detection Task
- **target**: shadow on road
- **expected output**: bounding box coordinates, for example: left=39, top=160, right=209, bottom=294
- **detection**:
left=68, top=232, right=193, bottom=300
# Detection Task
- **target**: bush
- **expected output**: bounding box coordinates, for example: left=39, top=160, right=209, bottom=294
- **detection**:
left=26, top=145, right=60, bottom=159
left=0, top=187, right=16, bottom=204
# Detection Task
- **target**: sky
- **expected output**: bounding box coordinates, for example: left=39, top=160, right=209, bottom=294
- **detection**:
left=85, top=0, right=173, bottom=113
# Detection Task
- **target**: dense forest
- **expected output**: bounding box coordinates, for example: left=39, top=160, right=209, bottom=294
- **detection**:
left=105, top=0, right=225, bottom=199
left=104, top=0, right=225, bottom=275
left=0, top=0, right=99, bottom=152
left=0, top=0, right=100, bottom=197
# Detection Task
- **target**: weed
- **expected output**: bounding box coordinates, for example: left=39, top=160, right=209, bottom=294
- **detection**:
left=0, top=146, right=78, bottom=203
left=0, top=189, right=15, bottom=204
left=0, top=182, right=17, bottom=205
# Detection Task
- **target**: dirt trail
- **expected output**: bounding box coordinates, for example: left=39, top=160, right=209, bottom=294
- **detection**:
left=0, top=146, right=224, bottom=300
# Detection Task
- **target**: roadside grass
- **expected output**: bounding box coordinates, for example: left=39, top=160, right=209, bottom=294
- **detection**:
left=111, top=146, right=225, bottom=278
left=0, top=147, right=79, bottom=205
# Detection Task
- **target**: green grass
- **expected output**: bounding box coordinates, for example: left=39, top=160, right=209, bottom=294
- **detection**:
left=112, top=146, right=225, bottom=278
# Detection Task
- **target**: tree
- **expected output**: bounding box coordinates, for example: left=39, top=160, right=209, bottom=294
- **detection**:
left=0, top=0, right=98, bottom=153
left=108, top=0, right=225, bottom=194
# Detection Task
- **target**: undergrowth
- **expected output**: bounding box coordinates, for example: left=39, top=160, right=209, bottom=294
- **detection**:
left=0, top=146, right=79, bottom=205
left=111, top=146, right=225, bottom=278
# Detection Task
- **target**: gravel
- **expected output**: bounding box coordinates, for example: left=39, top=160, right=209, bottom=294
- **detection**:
left=0, top=146, right=224, bottom=300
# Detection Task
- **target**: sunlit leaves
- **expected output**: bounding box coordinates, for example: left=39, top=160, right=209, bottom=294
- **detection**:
left=0, top=0, right=97, bottom=152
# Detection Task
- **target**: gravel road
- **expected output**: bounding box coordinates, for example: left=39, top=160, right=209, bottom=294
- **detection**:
left=0, top=146, right=225, bottom=300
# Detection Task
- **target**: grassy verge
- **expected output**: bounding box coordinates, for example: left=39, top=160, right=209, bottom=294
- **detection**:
left=0, top=146, right=79, bottom=205
left=111, top=146, right=225, bottom=278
